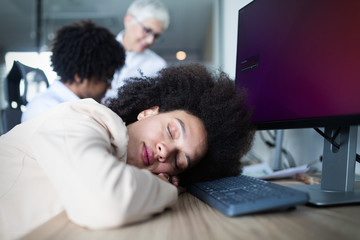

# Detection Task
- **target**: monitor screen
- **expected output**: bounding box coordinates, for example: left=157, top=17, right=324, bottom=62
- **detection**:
left=235, top=0, right=360, bottom=130
left=235, top=0, right=360, bottom=206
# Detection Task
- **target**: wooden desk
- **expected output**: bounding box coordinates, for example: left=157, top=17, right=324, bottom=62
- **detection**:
left=22, top=182, right=360, bottom=240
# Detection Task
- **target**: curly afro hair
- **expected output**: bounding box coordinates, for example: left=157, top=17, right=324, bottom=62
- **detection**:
left=106, top=63, right=255, bottom=186
left=51, top=20, right=125, bottom=84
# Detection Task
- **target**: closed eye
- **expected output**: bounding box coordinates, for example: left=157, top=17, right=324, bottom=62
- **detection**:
left=167, top=125, right=173, bottom=138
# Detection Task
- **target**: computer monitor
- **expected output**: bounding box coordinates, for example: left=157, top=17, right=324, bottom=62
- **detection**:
left=235, top=0, right=360, bottom=205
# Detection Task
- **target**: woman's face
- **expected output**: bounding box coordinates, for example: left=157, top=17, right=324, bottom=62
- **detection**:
left=126, top=107, right=208, bottom=176
left=123, top=15, right=164, bottom=53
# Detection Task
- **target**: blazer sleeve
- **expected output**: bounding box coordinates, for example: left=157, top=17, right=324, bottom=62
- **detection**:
left=30, top=111, right=178, bottom=230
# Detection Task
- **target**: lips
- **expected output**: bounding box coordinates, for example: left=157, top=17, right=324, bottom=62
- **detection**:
left=142, top=144, right=154, bottom=166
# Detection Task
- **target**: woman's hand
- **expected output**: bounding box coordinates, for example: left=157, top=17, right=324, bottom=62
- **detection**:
left=157, top=173, right=186, bottom=194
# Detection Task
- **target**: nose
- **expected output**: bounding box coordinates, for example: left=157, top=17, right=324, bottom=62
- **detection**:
left=156, top=142, right=173, bottom=162
left=145, top=34, right=155, bottom=45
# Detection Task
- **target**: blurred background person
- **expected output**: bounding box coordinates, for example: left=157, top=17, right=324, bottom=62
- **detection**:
left=103, top=0, right=170, bottom=100
left=21, top=20, right=126, bottom=122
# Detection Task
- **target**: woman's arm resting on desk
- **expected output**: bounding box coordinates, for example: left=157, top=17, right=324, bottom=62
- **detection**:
left=31, top=114, right=177, bottom=230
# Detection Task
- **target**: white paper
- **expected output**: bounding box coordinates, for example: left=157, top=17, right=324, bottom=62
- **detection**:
left=242, top=163, right=309, bottom=180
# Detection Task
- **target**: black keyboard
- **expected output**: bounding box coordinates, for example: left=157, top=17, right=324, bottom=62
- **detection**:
left=189, top=174, right=309, bottom=216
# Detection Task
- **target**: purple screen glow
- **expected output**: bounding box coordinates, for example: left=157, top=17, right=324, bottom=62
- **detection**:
left=235, top=0, right=360, bottom=128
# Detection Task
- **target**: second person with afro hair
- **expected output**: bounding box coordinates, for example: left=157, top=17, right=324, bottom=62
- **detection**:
left=21, top=20, right=126, bottom=122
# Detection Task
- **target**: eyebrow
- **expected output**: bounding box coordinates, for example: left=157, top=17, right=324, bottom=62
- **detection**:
left=175, top=118, right=191, bottom=169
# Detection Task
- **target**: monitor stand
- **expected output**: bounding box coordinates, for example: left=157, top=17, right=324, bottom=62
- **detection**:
left=273, top=130, right=284, bottom=171
left=289, top=125, right=360, bottom=206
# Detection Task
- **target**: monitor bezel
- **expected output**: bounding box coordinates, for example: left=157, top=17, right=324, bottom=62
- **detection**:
left=253, top=114, right=360, bottom=130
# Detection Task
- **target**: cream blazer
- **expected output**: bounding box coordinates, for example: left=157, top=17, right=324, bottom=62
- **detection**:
left=0, top=99, right=177, bottom=240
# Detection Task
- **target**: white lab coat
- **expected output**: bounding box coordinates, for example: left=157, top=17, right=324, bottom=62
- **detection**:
left=21, top=80, right=79, bottom=122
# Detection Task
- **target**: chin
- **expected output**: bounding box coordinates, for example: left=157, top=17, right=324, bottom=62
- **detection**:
left=135, top=44, right=147, bottom=53
left=136, top=48, right=145, bottom=53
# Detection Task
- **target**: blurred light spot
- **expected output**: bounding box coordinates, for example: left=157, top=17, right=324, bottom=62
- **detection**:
left=176, top=51, right=187, bottom=61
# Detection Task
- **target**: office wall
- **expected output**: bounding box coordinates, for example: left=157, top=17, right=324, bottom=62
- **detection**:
left=220, top=0, right=252, bottom=78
